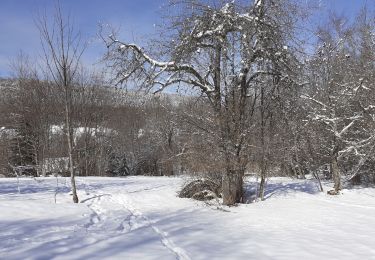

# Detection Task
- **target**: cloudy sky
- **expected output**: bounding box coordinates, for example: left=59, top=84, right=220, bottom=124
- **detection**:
left=0, top=0, right=373, bottom=77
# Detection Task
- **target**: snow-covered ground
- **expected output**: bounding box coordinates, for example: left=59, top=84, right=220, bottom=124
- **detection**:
left=1, top=176, right=374, bottom=260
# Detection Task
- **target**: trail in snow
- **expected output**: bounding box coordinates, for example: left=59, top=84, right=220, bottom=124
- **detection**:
left=80, top=181, right=191, bottom=260
left=111, top=193, right=191, bottom=260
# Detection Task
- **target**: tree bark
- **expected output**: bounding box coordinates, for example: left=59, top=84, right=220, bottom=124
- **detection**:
left=222, top=169, right=244, bottom=205
left=331, top=156, right=341, bottom=193
left=65, top=101, right=79, bottom=203
left=258, top=166, right=266, bottom=201
left=312, top=170, right=324, bottom=192
left=258, top=84, right=267, bottom=201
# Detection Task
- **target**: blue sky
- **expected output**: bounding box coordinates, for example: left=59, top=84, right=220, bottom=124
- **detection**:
left=0, top=0, right=373, bottom=77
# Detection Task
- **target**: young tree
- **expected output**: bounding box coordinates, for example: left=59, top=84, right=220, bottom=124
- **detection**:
left=36, top=3, right=86, bottom=203
left=104, top=0, right=303, bottom=205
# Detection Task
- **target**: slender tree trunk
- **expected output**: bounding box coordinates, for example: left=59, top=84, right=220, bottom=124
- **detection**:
left=33, top=139, right=40, bottom=177
left=65, top=100, right=79, bottom=203
left=293, top=133, right=305, bottom=179
left=312, top=170, right=324, bottom=192
left=165, top=130, right=174, bottom=176
left=258, top=85, right=267, bottom=201
left=99, top=140, right=104, bottom=176
left=258, top=131, right=267, bottom=200
left=84, top=135, right=89, bottom=177
left=258, top=166, right=266, bottom=200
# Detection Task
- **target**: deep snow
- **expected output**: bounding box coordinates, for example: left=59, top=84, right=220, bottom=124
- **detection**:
left=0, top=176, right=374, bottom=260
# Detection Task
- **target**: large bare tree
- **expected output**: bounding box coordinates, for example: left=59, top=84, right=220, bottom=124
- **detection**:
left=104, top=0, right=303, bottom=205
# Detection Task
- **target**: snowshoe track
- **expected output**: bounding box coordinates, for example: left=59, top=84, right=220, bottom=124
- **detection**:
left=83, top=189, right=190, bottom=260
left=111, top=193, right=191, bottom=260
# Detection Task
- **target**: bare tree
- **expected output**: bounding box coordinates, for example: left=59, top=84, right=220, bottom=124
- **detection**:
left=36, top=2, right=86, bottom=203
left=303, top=12, right=375, bottom=193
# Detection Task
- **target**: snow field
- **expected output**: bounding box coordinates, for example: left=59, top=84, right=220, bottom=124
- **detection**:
left=0, top=176, right=374, bottom=259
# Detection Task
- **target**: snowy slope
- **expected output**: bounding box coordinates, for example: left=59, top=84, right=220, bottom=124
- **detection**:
left=0, top=176, right=374, bottom=260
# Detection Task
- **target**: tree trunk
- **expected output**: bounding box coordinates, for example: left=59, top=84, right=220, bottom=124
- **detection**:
left=222, top=169, right=244, bottom=205
left=34, top=149, right=40, bottom=177
left=258, top=167, right=266, bottom=201
left=258, top=83, right=268, bottom=201
left=312, top=170, right=324, bottom=192
left=164, top=159, right=174, bottom=176
left=65, top=102, right=79, bottom=203
left=84, top=132, right=91, bottom=177
left=331, top=156, right=341, bottom=193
